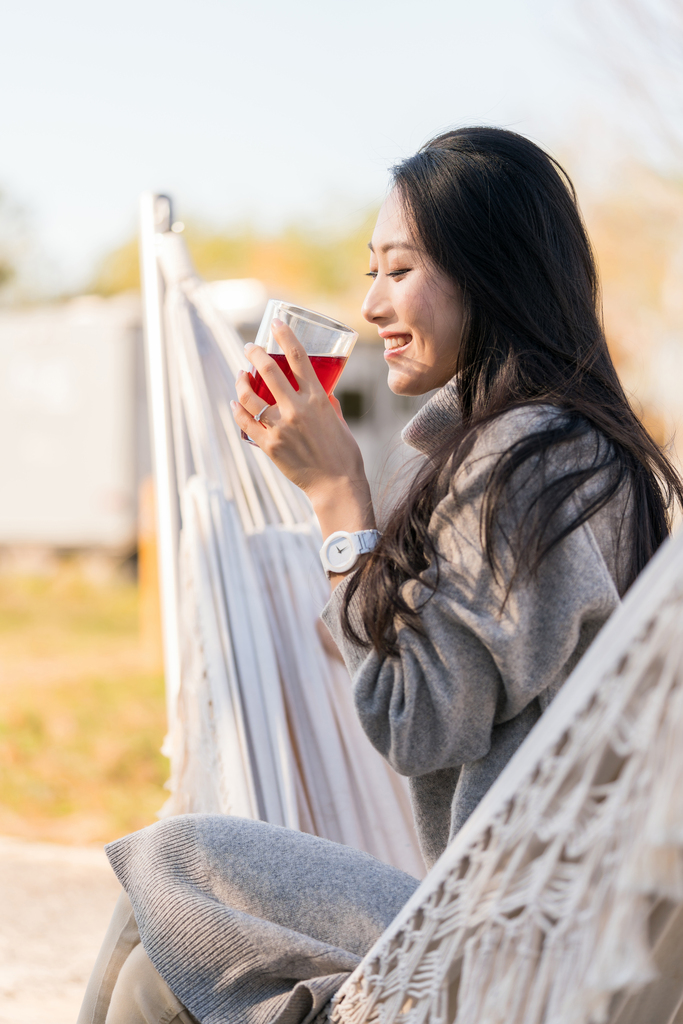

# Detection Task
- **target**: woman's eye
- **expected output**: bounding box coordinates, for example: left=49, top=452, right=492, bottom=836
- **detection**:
left=364, top=268, right=411, bottom=279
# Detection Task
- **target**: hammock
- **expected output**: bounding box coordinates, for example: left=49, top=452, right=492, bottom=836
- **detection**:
left=139, top=192, right=424, bottom=877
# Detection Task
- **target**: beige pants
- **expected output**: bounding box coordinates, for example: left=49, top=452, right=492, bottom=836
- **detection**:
left=77, top=890, right=198, bottom=1024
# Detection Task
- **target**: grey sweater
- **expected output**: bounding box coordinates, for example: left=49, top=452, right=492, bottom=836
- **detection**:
left=322, top=380, right=629, bottom=869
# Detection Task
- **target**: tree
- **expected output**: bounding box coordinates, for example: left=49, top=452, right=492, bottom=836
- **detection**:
left=577, top=0, right=683, bottom=164
left=90, top=207, right=379, bottom=336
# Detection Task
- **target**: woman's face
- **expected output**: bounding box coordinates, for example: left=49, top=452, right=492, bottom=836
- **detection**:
left=362, top=189, right=463, bottom=396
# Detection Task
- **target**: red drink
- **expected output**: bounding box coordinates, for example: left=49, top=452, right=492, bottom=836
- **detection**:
left=249, top=353, right=348, bottom=406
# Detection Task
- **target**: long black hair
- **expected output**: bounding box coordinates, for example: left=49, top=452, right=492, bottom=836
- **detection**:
left=342, top=127, right=682, bottom=656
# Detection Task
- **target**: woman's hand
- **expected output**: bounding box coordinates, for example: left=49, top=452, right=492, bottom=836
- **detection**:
left=231, top=320, right=376, bottom=543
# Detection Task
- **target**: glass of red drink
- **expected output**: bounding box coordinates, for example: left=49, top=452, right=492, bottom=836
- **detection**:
left=242, top=300, right=358, bottom=442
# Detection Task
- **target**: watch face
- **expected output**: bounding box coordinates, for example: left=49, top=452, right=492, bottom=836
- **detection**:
left=326, top=535, right=354, bottom=570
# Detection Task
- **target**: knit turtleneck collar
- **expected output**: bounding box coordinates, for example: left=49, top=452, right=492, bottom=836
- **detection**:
left=401, top=377, right=462, bottom=458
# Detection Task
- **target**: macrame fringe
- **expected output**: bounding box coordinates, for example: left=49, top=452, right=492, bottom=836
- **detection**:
left=332, top=572, right=683, bottom=1024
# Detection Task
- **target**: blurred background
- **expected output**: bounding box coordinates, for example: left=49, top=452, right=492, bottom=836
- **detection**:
left=0, top=0, right=682, bottom=1018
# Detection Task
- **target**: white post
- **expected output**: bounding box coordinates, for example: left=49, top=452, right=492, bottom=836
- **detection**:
left=139, top=192, right=182, bottom=725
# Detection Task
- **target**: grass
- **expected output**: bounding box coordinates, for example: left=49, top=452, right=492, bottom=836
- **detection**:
left=0, top=562, right=169, bottom=844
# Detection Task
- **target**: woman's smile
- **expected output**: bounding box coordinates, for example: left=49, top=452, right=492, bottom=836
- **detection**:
left=380, top=331, right=412, bottom=355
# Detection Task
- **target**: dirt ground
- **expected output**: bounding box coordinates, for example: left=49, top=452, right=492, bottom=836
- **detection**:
left=0, top=835, right=121, bottom=1024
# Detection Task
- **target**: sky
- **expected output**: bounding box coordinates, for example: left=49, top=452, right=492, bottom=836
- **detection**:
left=0, top=0, right=662, bottom=293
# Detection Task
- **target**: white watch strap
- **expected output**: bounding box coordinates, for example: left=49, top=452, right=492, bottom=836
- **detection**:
left=354, top=529, right=382, bottom=555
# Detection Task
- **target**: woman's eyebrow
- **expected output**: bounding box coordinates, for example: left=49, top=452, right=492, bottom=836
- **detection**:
left=367, top=240, right=417, bottom=253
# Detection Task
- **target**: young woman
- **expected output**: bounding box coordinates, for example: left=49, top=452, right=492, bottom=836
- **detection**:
left=79, top=127, right=682, bottom=1024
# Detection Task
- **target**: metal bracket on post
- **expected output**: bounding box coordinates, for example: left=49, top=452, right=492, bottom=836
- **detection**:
left=139, top=192, right=182, bottom=728
left=152, top=194, right=173, bottom=234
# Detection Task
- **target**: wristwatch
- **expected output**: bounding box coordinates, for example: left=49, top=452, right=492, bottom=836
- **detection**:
left=319, top=529, right=381, bottom=576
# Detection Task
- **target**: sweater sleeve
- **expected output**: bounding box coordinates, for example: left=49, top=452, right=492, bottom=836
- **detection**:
left=321, top=408, right=621, bottom=778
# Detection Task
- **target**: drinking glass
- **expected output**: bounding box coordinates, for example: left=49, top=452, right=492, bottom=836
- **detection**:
left=242, top=300, right=358, bottom=441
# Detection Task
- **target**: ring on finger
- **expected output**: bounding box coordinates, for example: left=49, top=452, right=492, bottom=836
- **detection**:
left=254, top=403, right=271, bottom=425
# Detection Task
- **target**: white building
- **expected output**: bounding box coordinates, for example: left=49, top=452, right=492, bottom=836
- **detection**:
left=0, top=294, right=146, bottom=551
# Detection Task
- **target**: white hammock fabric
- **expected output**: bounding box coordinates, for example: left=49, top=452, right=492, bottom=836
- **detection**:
left=139, top=194, right=424, bottom=877
left=331, top=524, right=683, bottom=1024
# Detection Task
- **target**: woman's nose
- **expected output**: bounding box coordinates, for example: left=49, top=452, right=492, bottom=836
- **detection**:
left=361, top=277, right=394, bottom=325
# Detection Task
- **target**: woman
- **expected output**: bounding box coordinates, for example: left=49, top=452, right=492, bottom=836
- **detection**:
left=79, top=127, right=682, bottom=1024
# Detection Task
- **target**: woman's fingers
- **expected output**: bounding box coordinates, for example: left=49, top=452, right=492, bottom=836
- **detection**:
left=230, top=398, right=264, bottom=442
left=233, top=370, right=281, bottom=441
left=230, top=397, right=281, bottom=441
left=329, top=393, right=346, bottom=423
left=271, top=320, right=322, bottom=391
left=242, top=343, right=295, bottom=407
left=242, top=322, right=327, bottom=413
left=235, top=368, right=272, bottom=416
left=254, top=321, right=324, bottom=395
